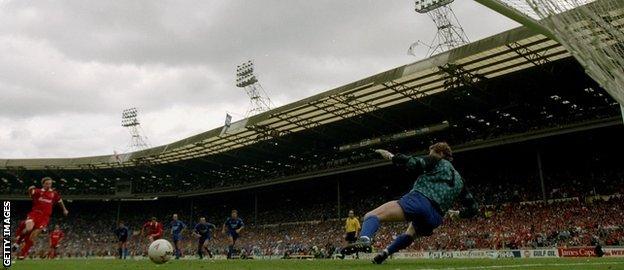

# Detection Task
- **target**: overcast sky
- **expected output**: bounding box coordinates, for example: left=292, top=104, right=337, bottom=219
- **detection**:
left=0, top=0, right=518, bottom=158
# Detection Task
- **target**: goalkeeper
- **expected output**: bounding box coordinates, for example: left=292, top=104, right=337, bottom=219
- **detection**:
left=340, top=142, right=479, bottom=264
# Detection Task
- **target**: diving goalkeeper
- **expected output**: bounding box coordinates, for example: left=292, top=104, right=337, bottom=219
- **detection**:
left=340, top=142, right=479, bottom=264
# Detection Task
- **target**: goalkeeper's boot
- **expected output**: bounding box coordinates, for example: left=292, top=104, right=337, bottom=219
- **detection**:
left=340, top=237, right=372, bottom=256
left=372, top=250, right=389, bottom=264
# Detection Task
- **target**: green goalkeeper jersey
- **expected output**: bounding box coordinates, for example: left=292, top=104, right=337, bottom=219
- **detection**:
left=393, top=154, right=479, bottom=217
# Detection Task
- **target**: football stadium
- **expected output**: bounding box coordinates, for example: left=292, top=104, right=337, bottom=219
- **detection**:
left=2, top=0, right=624, bottom=270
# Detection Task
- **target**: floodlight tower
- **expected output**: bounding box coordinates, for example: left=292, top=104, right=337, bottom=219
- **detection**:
left=410, top=0, right=469, bottom=57
left=236, top=60, right=272, bottom=117
left=121, top=108, right=150, bottom=151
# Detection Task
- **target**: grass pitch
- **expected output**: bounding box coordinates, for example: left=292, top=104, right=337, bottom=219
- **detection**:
left=10, top=258, right=624, bottom=270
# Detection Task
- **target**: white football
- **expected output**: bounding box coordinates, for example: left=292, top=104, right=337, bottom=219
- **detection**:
left=148, top=239, right=174, bottom=264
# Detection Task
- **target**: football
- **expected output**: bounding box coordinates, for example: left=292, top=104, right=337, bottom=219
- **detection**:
left=148, top=239, right=174, bottom=264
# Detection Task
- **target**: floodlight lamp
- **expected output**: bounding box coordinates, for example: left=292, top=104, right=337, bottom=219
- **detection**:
left=235, top=61, right=259, bottom=87
left=236, top=76, right=258, bottom=87
left=414, top=0, right=454, bottom=13
left=236, top=67, right=254, bottom=77
left=122, top=108, right=138, bottom=119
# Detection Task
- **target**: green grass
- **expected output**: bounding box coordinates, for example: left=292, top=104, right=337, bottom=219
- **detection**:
left=9, top=258, right=624, bottom=270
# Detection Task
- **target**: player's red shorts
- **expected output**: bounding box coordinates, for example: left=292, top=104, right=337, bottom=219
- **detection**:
left=26, top=211, right=50, bottom=230
left=148, top=233, right=162, bottom=240
left=50, top=242, right=60, bottom=249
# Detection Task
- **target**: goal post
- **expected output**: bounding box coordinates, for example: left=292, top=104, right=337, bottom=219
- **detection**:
left=473, top=0, right=624, bottom=108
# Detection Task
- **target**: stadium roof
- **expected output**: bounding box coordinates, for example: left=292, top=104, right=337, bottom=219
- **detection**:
left=1, top=26, right=572, bottom=170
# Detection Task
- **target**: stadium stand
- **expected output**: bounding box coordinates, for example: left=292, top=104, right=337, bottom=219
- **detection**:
left=9, top=183, right=624, bottom=258
left=2, top=26, right=622, bottom=199
left=6, top=126, right=624, bottom=258
left=2, top=24, right=624, bottom=259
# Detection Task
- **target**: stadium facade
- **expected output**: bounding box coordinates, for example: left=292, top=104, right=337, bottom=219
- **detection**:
left=1, top=25, right=622, bottom=206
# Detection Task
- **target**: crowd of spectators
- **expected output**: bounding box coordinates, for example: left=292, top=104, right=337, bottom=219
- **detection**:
left=401, top=196, right=624, bottom=251
left=7, top=128, right=624, bottom=258
left=12, top=181, right=624, bottom=259
left=463, top=163, right=624, bottom=206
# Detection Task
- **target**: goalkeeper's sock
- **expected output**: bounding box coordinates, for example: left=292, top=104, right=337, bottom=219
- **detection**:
left=386, top=233, right=414, bottom=255
left=359, top=215, right=380, bottom=241
left=118, top=248, right=122, bottom=259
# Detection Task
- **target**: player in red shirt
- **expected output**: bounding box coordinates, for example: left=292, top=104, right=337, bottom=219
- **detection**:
left=47, top=225, right=65, bottom=259
left=14, top=177, right=69, bottom=259
left=141, top=217, right=163, bottom=255
left=142, top=216, right=163, bottom=241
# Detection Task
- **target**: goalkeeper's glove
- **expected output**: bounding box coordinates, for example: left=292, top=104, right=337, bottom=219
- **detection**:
left=374, top=149, right=394, bottom=160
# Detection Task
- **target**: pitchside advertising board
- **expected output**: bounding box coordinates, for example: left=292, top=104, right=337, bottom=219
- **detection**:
left=393, top=249, right=559, bottom=259
left=558, top=247, right=597, bottom=257
left=558, top=247, right=624, bottom=258
left=393, top=247, right=624, bottom=259
left=607, top=247, right=624, bottom=257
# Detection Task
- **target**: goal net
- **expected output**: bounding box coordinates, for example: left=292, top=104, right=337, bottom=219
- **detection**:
left=474, top=0, right=624, bottom=106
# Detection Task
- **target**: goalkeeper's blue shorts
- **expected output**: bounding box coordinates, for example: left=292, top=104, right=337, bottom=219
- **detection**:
left=397, top=191, right=443, bottom=236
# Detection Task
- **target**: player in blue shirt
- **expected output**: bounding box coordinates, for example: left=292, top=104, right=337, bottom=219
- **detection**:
left=170, top=213, right=187, bottom=259
left=222, top=209, right=244, bottom=259
left=193, top=217, right=216, bottom=259
left=113, top=221, right=129, bottom=259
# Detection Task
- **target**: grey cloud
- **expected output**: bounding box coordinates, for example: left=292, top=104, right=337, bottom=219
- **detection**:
left=0, top=0, right=518, bottom=158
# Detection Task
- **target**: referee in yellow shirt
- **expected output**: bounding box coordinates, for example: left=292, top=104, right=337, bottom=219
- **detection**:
left=345, top=210, right=361, bottom=258
left=345, top=209, right=361, bottom=242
